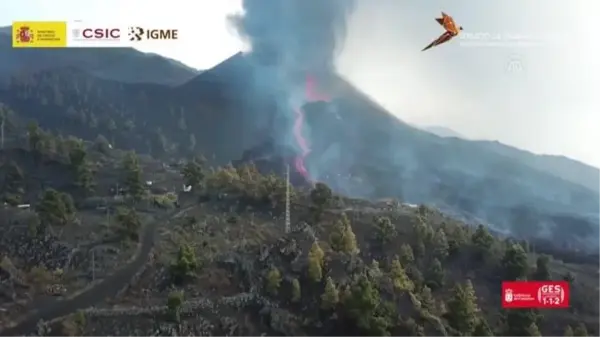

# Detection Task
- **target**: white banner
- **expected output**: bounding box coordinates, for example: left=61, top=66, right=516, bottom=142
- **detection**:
left=66, top=21, right=181, bottom=48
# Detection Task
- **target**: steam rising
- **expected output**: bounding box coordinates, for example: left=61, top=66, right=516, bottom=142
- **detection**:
left=230, top=0, right=355, bottom=78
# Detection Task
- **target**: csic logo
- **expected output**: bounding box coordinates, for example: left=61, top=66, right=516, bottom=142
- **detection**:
left=72, top=27, right=120, bottom=40
left=128, top=27, right=179, bottom=41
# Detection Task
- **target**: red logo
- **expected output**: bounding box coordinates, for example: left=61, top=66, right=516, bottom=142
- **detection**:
left=502, top=281, right=569, bottom=309
left=16, top=26, right=34, bottom=43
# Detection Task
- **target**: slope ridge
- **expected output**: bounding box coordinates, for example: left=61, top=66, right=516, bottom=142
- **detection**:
left=0, top=52, right=596, bottom=250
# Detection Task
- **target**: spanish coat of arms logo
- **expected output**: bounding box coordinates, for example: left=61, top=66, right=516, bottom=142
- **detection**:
left=16, top=26, right=34, bottom=43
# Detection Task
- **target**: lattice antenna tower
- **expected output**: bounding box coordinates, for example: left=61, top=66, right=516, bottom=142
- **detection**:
left=284, top=163, right=291, bottom=234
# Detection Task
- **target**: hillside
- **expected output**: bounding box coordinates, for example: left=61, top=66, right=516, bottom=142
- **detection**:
left=420, top=125, right=598, bottom=194
left=0, top=167, right=600, bottom=337
left=0, top=135, right=597, bottom=335
left=422, top=126, right=467, bottom=139
left=0, top=27, right=199, bottom=86
left=0, top=52, right=597, bottom=252
left=0, top=51, right=597, bottom=336
left=0, top=119, right=188, bottom=332
left=475, top=140, right=599, bottom=194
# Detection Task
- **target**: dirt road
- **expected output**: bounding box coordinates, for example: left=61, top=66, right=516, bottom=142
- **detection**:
left=0, top=207, right=190, bottom=336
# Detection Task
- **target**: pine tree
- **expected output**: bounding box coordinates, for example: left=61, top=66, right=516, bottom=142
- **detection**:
left=433, top=228, right=450, bottom=260
left=501, top=243, right=530, bottom=280
left=419, top=285, right=435, bottom=311
left=344, top=275, right=386, bottom=334
left=564, top=325, right=574, bottom=336
left=170, top=244, right=198, bottom=284
left=166, top=290, right=184, bottom=323
left=3, top=161, right=25, bottom=204
left=67, top=138, right=87, bottom=168
left=75, top=163, right=95, bottom=193
left=471, top=224, right=494, bottom=259
left=122, top=151, right=145, bottom=201
left=307, top=242, right=324, bottom=282
left=373, top=216, right=397, bottom=245
left=573, top=323, right=588, bottom=336
left=291, top=278, right=301, bottom=303
left=532, top=255, right=551, bottom=281
left=413, top=218, right=434, bottom=244
left=390, top=256, right=414, bottom=292
left=473, top=318, right=494, bottom=336
left=414, top=241, right=426, bottom=260
left=182, top=156, right=206, bottom=190
left=37, top=189, right=76, bottom=227
left=368, top=260, right=383, bottom=281
left=407, top=265, right=424, bottom=289
left=266, top=267, right=282, bottom=295
left=399, top=243, right=415, bottom=266
left=524, top=323, right=542, bottom=336
left=329, top=213, right=359, bottom=254
left=27, top=121, right=42, bottom=153
left=445, top=280, right=480, bottom=336
left=309, top=182, right=332, bottom=221
left=116, top=207, right=141, bottom=241
left=502, top=309, right=540, bottom=336
left=343, top=220, right=359, bottom=254
left=426, top=258, right=445, bottom=290
left=321, top=277, right=339, bottom=310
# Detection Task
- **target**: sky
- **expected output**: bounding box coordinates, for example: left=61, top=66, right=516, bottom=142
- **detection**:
left=2, top=0, right=599, bottom=168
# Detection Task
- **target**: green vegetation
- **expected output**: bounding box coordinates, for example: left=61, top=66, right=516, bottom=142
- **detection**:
left=265, top=267, right=282, bottom=295
left=166, top=290, right=184, bottom=323
left=121, top=151, right=145, bottom=201
left=170, top=244, right=198, bottom=284
left=307, top=242, right=325, bottom=282
left=37, top=188, right=76, bottom=227
left=116, top=207, right=141, bottom=241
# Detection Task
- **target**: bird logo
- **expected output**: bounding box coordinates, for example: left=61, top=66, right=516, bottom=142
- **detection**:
left=422, top=12, right=463, bottom=52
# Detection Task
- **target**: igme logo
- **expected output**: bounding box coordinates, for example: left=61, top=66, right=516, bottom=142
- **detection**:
left=128, top=27, right=179, bottom=41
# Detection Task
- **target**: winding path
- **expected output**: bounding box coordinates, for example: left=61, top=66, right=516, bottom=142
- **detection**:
left=0, top=207, right=190, bottom=336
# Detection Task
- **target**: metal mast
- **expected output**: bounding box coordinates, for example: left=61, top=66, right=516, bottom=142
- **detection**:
left=284, top=164, right=291, bottom=234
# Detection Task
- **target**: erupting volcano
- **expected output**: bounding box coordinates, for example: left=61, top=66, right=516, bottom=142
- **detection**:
left=293, top=75, right=331, bottom=181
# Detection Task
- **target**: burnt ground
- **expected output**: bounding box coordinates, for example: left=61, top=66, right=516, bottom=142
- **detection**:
left=0, top=146, right=185, bottom=330
left=40, top=194, right=599, bottom=336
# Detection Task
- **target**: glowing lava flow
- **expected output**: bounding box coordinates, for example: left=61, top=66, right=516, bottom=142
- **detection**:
left=292, top=75, right=330, bottom=180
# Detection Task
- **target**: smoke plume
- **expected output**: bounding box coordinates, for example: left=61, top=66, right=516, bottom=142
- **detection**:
left=229, top=0, right=355, bottom=180
left=230, top=0, right=355, bottom=78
